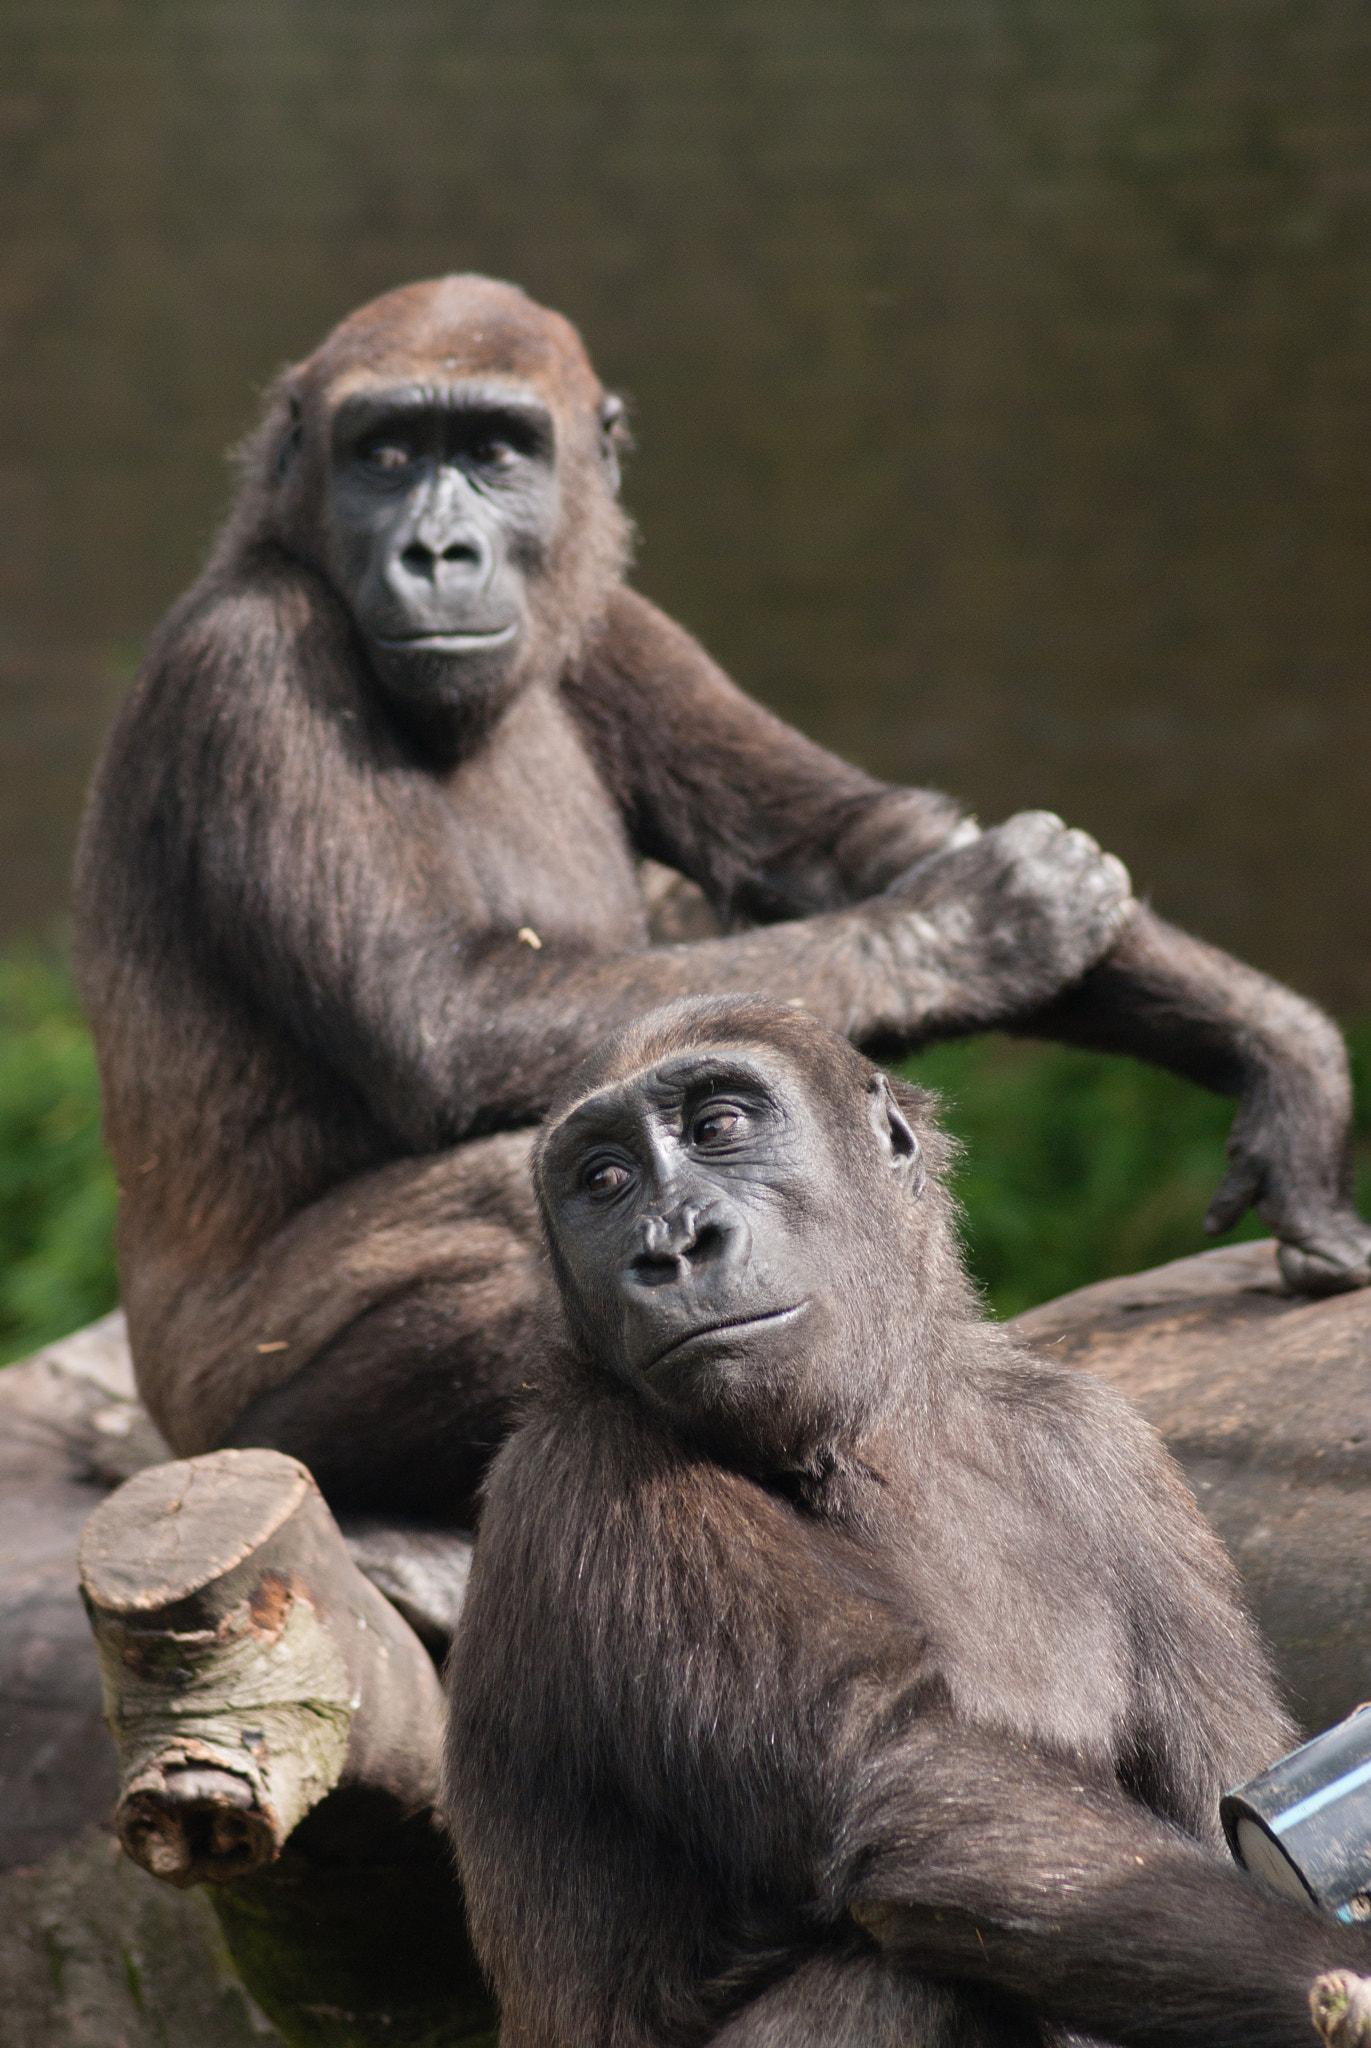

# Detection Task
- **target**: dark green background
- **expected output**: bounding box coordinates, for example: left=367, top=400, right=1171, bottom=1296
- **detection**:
left=1, top=2, right=1368, bottom=1352
left=3, top=0, right=1370, bottom=1000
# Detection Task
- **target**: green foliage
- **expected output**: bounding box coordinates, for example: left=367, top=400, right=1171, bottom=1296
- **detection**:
left=0, top=945, right=118, bottom=1365
left=0, top=944, right=1368, bottom=1362
left=903, top=1029, right=1371, bottom=1319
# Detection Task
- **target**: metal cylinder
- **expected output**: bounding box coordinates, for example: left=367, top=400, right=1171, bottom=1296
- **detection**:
left=1222, top=1705, right=1371, bottom=1922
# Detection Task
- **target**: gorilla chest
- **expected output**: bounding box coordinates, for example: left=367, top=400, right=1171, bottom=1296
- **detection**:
left=910, top=1508, right=1131, bottom=1763
left=437, top=685, right=648, bottom=949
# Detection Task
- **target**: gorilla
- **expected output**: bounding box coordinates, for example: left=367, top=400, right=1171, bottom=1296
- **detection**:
left=446, top=995, right=1369, bottom=2048
left=73, top=274, right=1369, bottom=1521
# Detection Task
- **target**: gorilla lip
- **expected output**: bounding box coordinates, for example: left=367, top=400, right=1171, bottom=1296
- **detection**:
left=646, top=1302, right=809, bottom=1372
left=374, top=625, right=519, bottom=652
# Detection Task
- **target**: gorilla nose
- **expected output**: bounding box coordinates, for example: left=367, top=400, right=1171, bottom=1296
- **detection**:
left=629, top=1201, right=741, bottom=1287
left=398, top=535, right=486, bottom=582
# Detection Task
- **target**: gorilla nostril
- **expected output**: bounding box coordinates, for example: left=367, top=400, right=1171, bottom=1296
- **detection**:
left=630, top=1250, right=681, bottom=1288
left=440, top=540, right=481, bottom=565
left=689, top=1221, right=727, bottom=1265
left=400, top=542, right=435, bottom=575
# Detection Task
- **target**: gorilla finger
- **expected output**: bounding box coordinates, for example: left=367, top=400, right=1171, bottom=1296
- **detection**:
left=1100, top=853, right=1132, bottom=898
left=1205, top=1160, right=1263, bottom=1236
left=999, top=809, right=1066, bottom=852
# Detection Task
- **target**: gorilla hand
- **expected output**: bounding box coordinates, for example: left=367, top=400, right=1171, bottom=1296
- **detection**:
left=883, top=810, right=1135, bottom=1029
left=1203, top=1013, right=1371, bottom=1295
left=996, top=896, right=1371, bottom=1299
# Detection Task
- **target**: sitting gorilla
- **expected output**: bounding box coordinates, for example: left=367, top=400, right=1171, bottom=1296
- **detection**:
left=73, top=275, right=1369, bottom=1521
left=446, top=996, right=1368, bottom=2048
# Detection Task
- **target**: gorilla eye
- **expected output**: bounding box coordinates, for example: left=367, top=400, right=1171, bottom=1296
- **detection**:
left=364, top=443, right=413, bottom=472
left=582, top=1158, right=632, bottom=1198
left=469, top=438, right=519, bottom=471
left=691, top=1106, right=743, bottom=1147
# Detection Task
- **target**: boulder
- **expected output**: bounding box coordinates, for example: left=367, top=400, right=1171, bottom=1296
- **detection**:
left=1012, top=1240, right=1371, bottom=1734
left=4, top=1243, right=1370, bottom=2040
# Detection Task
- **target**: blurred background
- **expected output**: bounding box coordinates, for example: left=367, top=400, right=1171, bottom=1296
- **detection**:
left=2, top=0, right=1368, bottom=1356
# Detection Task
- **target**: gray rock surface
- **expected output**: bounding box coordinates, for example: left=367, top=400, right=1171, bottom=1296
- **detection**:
left=4, top=1247, right=1371, bottom=2038
left=1013, top=1239, right=1371, bottom=1734
left=0, top=1824, right=280, bottom=2046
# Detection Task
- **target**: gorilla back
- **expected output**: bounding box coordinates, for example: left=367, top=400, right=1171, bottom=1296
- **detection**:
left=446, top=997, right=1371, bottom=2048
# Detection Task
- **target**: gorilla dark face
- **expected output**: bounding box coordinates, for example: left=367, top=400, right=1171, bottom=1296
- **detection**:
left=325, top=381, right=562, bottom=709
left=536, top=1024, right=926, bottom=1463
left=254, top=275, right=629, bottom=730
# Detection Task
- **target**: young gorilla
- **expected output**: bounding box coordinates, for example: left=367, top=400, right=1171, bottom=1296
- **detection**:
left=75, top=274, right=1368, bottom=1524
left=446, top=995, right=1370, bottom=2048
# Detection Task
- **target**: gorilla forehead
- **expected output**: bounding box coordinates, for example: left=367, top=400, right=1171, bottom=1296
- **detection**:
left=534, top=997, right=884, bottom=1171
left=297, top=275, right=605, bottom=415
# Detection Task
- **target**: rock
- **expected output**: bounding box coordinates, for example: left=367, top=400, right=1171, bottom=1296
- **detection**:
left=0, top=1312, right=162, bottom=1869
left=0, top=1822, right=281, bottom=2046
left=4, top=1244, right=1369, bottom=2038
left=1012, top=1239, right=1371, bottom=1733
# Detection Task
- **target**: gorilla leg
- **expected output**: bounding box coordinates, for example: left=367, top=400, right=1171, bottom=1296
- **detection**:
left=707, top=1951, right=1042, bottom=2048
left=223, top=1267, right=543, bottom=1521
left=127, top=1130, right=548, bottom=1521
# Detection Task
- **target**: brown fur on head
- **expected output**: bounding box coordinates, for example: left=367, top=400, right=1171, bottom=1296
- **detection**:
left=218, top=274, right=633, bottom=681
left=536, top=993, right=956, bottom=1193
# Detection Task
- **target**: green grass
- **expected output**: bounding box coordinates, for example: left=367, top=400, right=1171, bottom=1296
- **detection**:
left=0, top=944, right=1367, bottom=1362
left=0, top=945, right=119, bottom=1364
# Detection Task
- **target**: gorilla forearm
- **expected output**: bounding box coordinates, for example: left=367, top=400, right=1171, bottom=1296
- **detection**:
left=846, top=1726, right=1366, bottom=2048
left=268, top=871, right=1128, bottom=1154
left=1009, top=907, right=1333, bottom=1101
left=569, top=589, right=971, bottom=921
left=1005, top=907, right=1369, bottom=1291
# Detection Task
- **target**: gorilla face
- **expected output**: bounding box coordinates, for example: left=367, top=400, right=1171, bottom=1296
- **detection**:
left=324, top=380, right=562, bottom=716
left=537, top=1041, right=923, bottom=1464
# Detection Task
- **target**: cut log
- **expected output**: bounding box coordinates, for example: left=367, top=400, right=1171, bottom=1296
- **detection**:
left=79, top=1448, right=446, bottom=1889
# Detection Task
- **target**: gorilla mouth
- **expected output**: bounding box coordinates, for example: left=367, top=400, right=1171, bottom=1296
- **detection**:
left=374, top=624, right=520, bottom=653
left=647, top=1303, right=810, bottom=1372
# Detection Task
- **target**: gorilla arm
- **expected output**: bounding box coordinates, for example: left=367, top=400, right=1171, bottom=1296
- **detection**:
left=122, top=562, right=1127, bottom=1155
left=839, top=1718, right=1368, bottom=2048
left=565, top=585, right=976, bottom=920
left=568, top=588, right=1371, bottom=1291
left=1007, top=911, right=1371, bottom=1292
left=829, top=1398, right=1345, bottom=2048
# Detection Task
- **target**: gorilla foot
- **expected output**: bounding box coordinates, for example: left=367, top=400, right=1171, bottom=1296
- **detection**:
left=1312, top=1972, right=1371, bottom=2047
left=79, top=1447, right=445, bottom=1888
left=1274, top=1219, right=1371, bottom=1297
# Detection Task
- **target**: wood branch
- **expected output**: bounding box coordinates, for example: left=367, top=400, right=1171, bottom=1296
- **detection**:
left=79, top=1448, right=446, bottom=1888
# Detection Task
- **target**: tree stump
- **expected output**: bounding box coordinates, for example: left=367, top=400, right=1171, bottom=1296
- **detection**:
left=79, top=1448, right=444, bottom=1885
left=77, top=1448, right=493, bottom=2046
left=0, top=1323, right=489, bottom=2045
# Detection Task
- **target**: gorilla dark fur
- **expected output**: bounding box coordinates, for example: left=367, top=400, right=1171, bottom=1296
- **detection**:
left=446, top=996, right=1370, bottom=2048
left=74, top=274, right=1370, bottom=1520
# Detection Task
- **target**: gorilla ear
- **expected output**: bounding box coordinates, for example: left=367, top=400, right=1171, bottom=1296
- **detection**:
left=597, top=393, right=626, bottom=494
left=275, top=396, right=304, bottom=482
left=866, top=1074, right=925, bottom=1198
